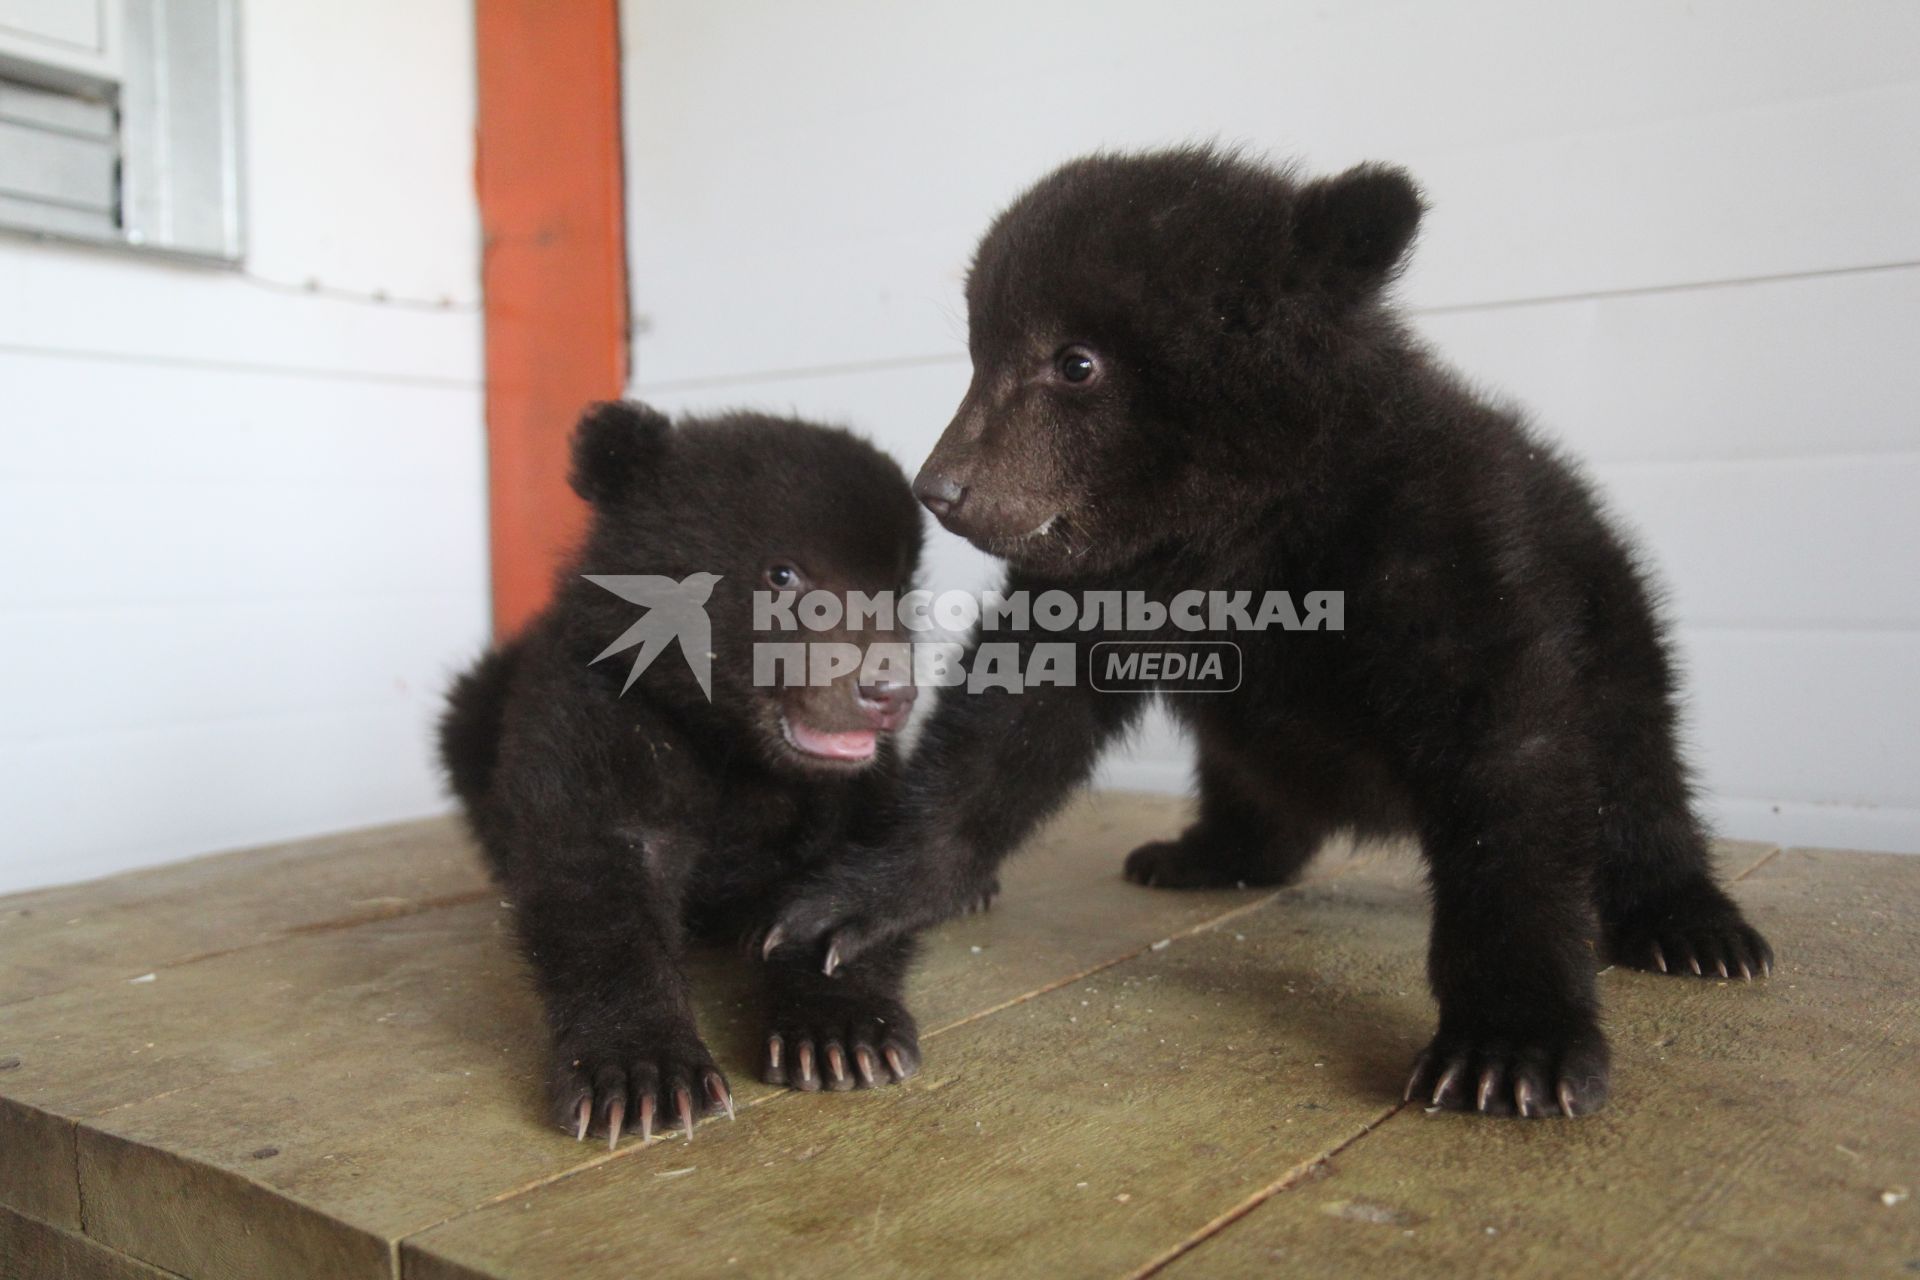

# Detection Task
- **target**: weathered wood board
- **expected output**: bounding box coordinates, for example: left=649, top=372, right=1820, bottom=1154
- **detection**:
left=396, top=841, right=1811, bottom=1279
left=0, top=818, right=489, bottom=1007
left=0, top=1204, right=175, bottom=1280
left=1, top=792, right=1910, bottom=1280
left=3, top=794, right=1302, bottom=1277
left=1153, top=847, right=1920, bottom=1279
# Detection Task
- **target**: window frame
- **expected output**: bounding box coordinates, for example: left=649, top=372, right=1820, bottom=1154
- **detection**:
left=0, top=0, right=243, bottom=262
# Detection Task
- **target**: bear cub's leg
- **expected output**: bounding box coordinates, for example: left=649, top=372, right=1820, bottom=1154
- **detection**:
left=1587, top=616, right=1774, bottom=978
left=1595, top=796, right=1773, bottom=980
left=1398, top=732, right=1618, bottom=1118
left=762, top=937, right=921, bottom=1092
left=1406, top=840, right=1614, bottom=1116
left=518, top=871, right=732, bottom=1145
left=1125, top=741, right=1327, bottom=890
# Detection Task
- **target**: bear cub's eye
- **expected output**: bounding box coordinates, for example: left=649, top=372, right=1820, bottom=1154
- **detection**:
left=764, top=563, right=803, bottom=590
left=1055, top=346, right=1101, bottom=385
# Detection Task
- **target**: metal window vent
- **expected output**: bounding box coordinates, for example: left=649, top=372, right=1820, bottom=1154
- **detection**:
left=0, top=0, right=242, bottom=261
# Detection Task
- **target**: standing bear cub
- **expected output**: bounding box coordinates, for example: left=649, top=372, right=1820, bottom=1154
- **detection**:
left=769, top=147, right=1773, bottom=1117
left=442, top=403, right=927, bottom=1145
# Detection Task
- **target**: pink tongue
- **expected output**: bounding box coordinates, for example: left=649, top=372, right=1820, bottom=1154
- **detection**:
left=786, top=720, right=878, bottom=761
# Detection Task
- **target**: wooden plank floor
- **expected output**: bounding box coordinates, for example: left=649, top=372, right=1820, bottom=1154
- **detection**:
left=1, top=794, right=1915, bottom=1279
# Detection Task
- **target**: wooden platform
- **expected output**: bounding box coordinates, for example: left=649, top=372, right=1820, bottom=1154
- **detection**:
left=2, top=793, right=1916, bottom=1279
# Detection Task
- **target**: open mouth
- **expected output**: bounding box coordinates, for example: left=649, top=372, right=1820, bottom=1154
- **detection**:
left=779, top=715, right=878, bottom=763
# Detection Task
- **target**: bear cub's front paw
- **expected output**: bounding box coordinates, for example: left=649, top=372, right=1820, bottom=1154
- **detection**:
left=551, top=1022, right=733, bottom=1148
left=764, top=992, right=921, bottom=1093
left=1405, top=1019, right=1611, bottom=1118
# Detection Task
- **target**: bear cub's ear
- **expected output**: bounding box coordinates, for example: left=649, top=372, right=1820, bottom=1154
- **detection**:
left=569, top=401, right=670, bottom=506
left=1291, top=163, right=1425, bottom=296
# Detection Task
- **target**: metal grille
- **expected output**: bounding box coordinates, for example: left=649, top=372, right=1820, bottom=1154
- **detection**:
left=0, top=0, right=240, bottom=261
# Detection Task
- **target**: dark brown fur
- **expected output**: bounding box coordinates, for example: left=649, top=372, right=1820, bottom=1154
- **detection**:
left=441, top=403, right=928, bottom=1138
left=768, top=147, right=1773, bottom=1118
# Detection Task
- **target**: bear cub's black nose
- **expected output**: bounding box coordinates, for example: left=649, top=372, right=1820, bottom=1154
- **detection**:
left=915, top=473, right=967, bottom=518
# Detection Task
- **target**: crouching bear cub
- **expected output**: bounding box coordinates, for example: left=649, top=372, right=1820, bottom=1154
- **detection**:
left=442, top=403, right=927, bottom=1144
left=769, top=147, right=1773, bottom=1118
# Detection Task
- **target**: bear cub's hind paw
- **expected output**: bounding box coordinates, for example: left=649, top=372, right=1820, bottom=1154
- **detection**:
left=1607, top=888, right=1774, bottom=981
left=764, top=992, right=921, bottom=1093
left=1406, top=1022, right=1611, bottom=1119
left=1123, top=828, right=1302, bottom=890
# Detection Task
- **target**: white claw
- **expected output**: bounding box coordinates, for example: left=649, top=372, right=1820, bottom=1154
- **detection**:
left=606, top=1096, right=625, bottom=1150
left=1431, top=1064, right=1462, bottom=1107
left=574, top=1098, right=590, bottom=1141
left=704, top=1074, right=734, bottom=1120
left=1404, top=1051, right=1433, bottom=1103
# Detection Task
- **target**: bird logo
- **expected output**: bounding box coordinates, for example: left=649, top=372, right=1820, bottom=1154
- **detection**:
left=584, top=572, right=721, bottom=699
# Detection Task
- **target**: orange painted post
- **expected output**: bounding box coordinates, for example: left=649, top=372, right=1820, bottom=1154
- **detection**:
left=475, top=0, right=630, bottom=637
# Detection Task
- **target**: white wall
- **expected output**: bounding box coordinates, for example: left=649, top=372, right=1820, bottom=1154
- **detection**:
left=0, top=0, right=488, bottom=892
left=620, top=0, right=1920, bottom=852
